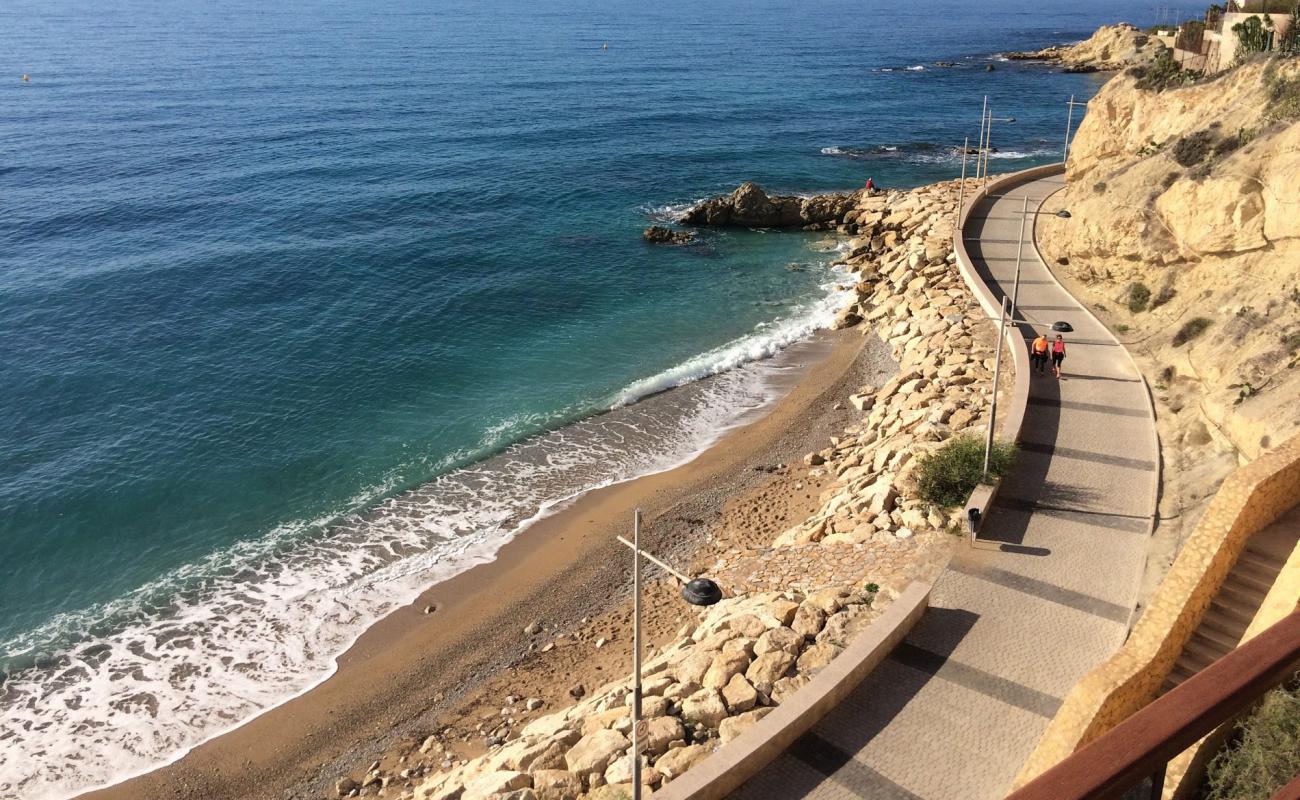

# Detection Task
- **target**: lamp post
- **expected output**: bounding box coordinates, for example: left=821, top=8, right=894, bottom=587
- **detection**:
left=982, top=204, right=1071, bottom=478
left=981, top=110, right=1016, bottom=188
left=619, top=510, right=721, bottom=799
left=1063, top=95, right=1087, bottom=163
left=955, top=136, right=970, bottom=228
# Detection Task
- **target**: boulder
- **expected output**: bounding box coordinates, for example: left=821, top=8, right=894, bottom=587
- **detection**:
left=642, top=225, right=697, bottom=245
left=680, top=182, right=851, bottom=229
left=791, top=603, right=828, bottom=640
left=463, top=770, right=531, bottom=799
left=720, top=673, right=759, bottom=713
left=653, top=744, right=711, bottom=779
left=531, top=770, right=583, bottom=800
left=796, top=642, right=843, bottom=674
left=681, top=688, right=729, bottom=728
left=718, top=707, right=774, bottom=744
left=746, top=649, right=797, bottom=693
left=754, top=626, right=803, bottom=657
left=640, top=715, right=685, bottom=756
left=564, top=729, right=630, bottom=775
left=702, top=650, right=751, bottom=690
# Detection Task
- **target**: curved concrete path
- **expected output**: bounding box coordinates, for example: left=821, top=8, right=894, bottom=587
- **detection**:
left=731, top=171, right=1158, bottom=800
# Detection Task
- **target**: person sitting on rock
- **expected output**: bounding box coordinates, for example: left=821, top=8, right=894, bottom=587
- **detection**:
left=1031, top=333, right=1050, bottom=375
left=864, top=177, right=876, bottom=195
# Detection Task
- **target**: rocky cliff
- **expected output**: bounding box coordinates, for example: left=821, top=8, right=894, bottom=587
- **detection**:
left=1006, top=23, right=1166, bottom=72
left=1037, top=55, right=1300, bottom=567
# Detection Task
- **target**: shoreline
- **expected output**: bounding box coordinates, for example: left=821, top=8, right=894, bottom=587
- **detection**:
left=78, top=326, right=885, bottom=800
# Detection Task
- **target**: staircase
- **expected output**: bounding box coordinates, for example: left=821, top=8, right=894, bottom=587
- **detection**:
left=1161, top=510, right=1300, bottom=694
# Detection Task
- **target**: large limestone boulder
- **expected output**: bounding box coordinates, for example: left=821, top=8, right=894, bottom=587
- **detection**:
left=463, top=770, right=531, bottom=799
left=680, top=182, right=852, bottom=229
left=654, top=744, right=711, bottom=779
left=641, top=715, right=684, bottom=756
left=702, top=650, right=751, bottom=689
left=681, top=688, right=729, bottom=728
left=1155, top=175, right=1267, bottom=255
left=564, top=729, right=630, bottom=775
left=532, top=769, right=583, bottom=800
left=719, top=707, right=774, bottom=744
left=746, top=649, right=797, bottom=693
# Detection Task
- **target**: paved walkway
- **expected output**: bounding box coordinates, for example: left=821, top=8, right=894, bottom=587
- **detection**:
left=732, top=172, right=1158, bottom=800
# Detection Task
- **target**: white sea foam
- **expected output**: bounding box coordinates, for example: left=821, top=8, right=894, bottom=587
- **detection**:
left=0, top=254, right=852, bottom=800
left=905, top=65, right=925, bottom=71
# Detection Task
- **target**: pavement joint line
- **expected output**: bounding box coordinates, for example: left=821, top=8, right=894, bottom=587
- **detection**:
left=1027, top=396, right=1149, bottom=418
left=788, top=732, right=924, bottom=800
left=995, top=495, right=1151, bottom=533
left=889, top=641, right=1063, bottom=718
left=1015, top=440, right=1157, bottom=472
left=948, top=561, right=1132, bottom=623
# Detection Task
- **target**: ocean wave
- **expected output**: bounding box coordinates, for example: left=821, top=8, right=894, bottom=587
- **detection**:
left=820, top=142, right=1058, bottom=165
left=640, top=199, right=704, bottom=223
left=0, top=257, right=852, bottom=800
left=610, top=267, right=852, bottom=407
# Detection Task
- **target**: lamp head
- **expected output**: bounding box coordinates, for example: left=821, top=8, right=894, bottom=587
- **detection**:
left=682, top=578, right=723, bottom=607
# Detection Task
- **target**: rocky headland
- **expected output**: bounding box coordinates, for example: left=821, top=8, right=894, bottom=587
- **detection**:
left=1005, top=23, right=1166, bottom=72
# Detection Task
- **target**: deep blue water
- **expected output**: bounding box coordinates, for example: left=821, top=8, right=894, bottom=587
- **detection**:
left=0, top=0, right=1131, bottom=795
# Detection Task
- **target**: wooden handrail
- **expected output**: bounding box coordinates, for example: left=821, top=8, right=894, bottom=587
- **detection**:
left=1007, top=609, right=1300, bottom=800
left=1269, top=771, right=1300, bottom=800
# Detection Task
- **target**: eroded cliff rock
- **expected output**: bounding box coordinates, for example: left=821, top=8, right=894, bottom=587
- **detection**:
left=1006, top=23, right=1166, bottom=72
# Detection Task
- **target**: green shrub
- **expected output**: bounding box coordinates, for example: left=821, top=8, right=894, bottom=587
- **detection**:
left=1152, top=285, right=1177, bottom=309
left=1173, top=130, right=1217, bottom=167
left=1205, top=676, right=1300, bottom=800
left=916, top=435, right=1017, bottom=509
left=1173, top=316, right=1213, bottom=346
left=1131, top=50, right=1204, bottom=91
left=1265, top=69, right=1300, bottom=123
left=1127, top=282, right=1152, bottom=312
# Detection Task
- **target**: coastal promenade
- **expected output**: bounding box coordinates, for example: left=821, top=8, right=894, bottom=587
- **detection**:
left=731, top=171, right=1159, bottom=799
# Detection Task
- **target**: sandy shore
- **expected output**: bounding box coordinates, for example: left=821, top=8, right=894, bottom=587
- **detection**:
left=79, top=326, right=895, bottom=800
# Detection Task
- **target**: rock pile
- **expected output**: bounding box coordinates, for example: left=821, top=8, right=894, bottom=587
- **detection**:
left=777, top=180, right=998, bottom=548
left=389, top=588, right=884, bottom=800
left=680, top=182, right=857, bottom=230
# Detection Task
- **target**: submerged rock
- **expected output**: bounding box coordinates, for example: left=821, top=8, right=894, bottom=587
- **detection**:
left=642, top=225, right=697, bottom=245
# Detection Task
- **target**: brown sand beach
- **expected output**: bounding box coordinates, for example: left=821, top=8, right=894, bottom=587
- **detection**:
left=79, top=327, right=898, bottom=800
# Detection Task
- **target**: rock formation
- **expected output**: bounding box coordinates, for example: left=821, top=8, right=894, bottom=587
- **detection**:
left=680, top=182, right=858, bottom=230
left=1005, top=23, right=1166, bottom=72
left=642, top=225, right=697, bottom=245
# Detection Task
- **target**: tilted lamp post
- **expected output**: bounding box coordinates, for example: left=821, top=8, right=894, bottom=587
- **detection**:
left=618, top=509, right=722, bottom=799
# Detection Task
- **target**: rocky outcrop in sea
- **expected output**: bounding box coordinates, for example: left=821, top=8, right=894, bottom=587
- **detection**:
left=679, top=182, right=858, bottom=231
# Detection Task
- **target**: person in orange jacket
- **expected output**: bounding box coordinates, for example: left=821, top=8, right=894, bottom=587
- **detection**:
left=1031, top=333, right=1050, bottom=375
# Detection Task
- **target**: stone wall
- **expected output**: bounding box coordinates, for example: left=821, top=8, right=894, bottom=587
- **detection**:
left=1014, top=431, right=1300, bottom=788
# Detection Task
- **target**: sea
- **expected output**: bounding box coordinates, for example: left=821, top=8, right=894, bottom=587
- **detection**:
left=0, top=0, right=1135, bottom=796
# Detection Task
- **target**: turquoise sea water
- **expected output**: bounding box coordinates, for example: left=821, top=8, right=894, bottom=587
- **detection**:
left=1, top=0, right=1132, bottom=796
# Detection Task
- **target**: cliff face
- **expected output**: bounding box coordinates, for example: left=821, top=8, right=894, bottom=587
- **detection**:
left=1038, top=57, right=1300, bottom=557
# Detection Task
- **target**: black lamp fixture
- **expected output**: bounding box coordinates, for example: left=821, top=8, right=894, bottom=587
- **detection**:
left=682, top=578, right=723, bottom=607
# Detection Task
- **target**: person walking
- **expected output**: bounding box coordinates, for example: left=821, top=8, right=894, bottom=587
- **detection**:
left=1051, top=334, right=1067, bottom=378
left=1031, top=333, right=1050, bottom=375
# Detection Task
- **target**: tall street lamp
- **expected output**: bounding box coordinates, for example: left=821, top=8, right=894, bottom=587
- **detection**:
left=618, top=509, right=722, bottom=799
left=1063, top=94, right=1088, bottom=163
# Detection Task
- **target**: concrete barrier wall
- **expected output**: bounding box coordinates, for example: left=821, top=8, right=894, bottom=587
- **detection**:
left=653, top=581, right=932, bottom=800
left=1014, top=431, right=1300, bottom=789
left=952, top=163, right=1065, bottom=527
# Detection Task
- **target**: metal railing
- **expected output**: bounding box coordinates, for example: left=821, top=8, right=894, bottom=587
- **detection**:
left=1006, top=609, right=1300, bottom=800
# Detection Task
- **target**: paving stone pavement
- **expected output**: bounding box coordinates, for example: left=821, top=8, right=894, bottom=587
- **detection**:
left=731, top=172, right=1158, bottom=800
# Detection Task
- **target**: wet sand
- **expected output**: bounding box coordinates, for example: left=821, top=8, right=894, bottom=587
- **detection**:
left=79, top=327, right=892, bottom=800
